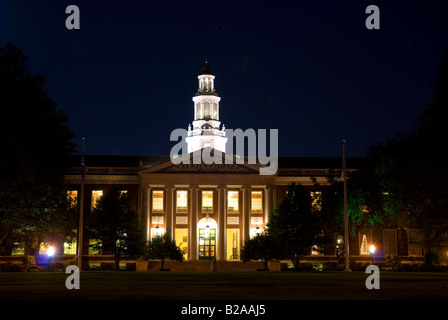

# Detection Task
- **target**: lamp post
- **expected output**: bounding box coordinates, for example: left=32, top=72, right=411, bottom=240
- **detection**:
left=47, top=246, right=55, bottom=271
left=78, top=137, right=85, bottom=271
left=342, top=139, right=350, bottom=272
left=369, top=245, right=376, bottom=265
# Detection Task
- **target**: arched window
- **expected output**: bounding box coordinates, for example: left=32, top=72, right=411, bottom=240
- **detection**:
left=212, top=103, right=218, bottom=119
left=195, top=103, right=201, bottom=120
left=204, top=101, right=210, bottom=119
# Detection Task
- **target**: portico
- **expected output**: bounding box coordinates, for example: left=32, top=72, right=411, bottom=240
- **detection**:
left=138, top=155, right=276, bottom=261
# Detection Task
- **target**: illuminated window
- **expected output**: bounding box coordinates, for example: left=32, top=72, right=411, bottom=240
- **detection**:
left=91, top=190, right=103, bottom=210
left=195, top=103, right=201, bottom=120
left=227, top=229, right=240, bottom=260
left=89, top=239, right=101, bottom=255
left=212, top=103, right=218, bottom=119
left=251, top=191, right=262, bottom=213
left=199, top=227, right=215, bottom=260
left=312, top=245, right=323, bottom=255
left=360, top=234, right=369, bottom=255
left=11, top=243, right=24, bottom=255
left=250, top=227, right=263, bottom=239
left=151, top=227, right=164, bottom=239
left=64, top=239, right=77, bottom=255
left=310, top=191, right=322, bottom=211
left=227, top=191, right=239, bottom=213
left=39, top=243, right=47, bottom=255
left=67, top=190, right=78, bottom=207
left=152, top=190, right=164, bottom=212
left=176, top=190, right=188, bottom=212
left=204, top=101, right=210, bottom=119
left=175, top=229, right=188, bottom=260
left=202, top=191, right=213, bottom=213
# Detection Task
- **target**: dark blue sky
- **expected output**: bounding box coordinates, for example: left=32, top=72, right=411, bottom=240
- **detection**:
left=1, top=0, right=447, bottom=158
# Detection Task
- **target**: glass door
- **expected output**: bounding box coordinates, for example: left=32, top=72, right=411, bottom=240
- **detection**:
left=199, top=227, right=216, bottom=260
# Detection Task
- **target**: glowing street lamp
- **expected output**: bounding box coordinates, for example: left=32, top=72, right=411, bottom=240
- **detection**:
left=47, top=246, right=55, bottom=271
left=369, top=245, right=376, bottom=265
left=47, top=246, right=55, bottom=257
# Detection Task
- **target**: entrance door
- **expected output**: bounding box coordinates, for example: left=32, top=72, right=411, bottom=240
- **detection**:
left=199, top=228, right=216, bottom=260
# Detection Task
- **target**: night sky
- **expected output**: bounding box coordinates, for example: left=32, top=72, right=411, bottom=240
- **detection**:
left=1, top=0, right=447, bottom=158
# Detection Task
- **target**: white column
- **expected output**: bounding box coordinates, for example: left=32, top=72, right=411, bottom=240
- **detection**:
left=264, top=185, right=274, bottom=227
left=189, top=185, right=198, bottom=261
left=146, top=186, right=151, bottom=241
left=165, top=185, right=174, bottom=239
left=217, top=185, right=226, bottom=261
left=242, top=185, right=251, bottom=244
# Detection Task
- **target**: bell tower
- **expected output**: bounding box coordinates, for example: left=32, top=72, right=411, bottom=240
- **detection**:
left=186, top=60, right=227, bottom=153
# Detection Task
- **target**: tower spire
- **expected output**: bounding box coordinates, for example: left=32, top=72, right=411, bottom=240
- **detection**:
left=200, top=59, right=213, bottom=77
left=186, top=61, right=227, bottom=153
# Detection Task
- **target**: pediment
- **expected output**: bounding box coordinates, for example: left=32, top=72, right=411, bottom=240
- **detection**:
left=157, top=161, right=259, bottom=174
left=139, top=148, right=262, bottom=175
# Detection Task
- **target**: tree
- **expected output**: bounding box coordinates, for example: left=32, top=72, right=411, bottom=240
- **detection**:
left=88, top=189, right=146, bottom=270
left=361, top=48, right=448, bottom=263
left=146, top=233, right=184, bottom=271
left=267, top=183, right=327, bottom=269
left=241, top=231, right=285, bottom=270
left=38, top=191, right=79, bottom=255
left=0, top=43, right=76, bottom=252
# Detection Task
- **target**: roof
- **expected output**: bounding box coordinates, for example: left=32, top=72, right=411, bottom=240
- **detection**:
left=201, top=61, right=212, bottom=75
left=67, top=154, right=365, bottom=170
left=277, top=156, right=366, bottom=169
left=67, top=155, right=169, bottom=168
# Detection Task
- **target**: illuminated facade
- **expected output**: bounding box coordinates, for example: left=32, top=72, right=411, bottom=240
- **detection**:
left=1, top=62, right=423, bottom=267
left=61, top=155, right=422, bottom=264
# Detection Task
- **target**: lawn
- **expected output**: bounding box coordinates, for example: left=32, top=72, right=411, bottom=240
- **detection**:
left=1, top=271, right=448, bottom=300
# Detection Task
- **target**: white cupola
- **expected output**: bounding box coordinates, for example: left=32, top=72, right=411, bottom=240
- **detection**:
left=186, top=60, right=227, bottom=153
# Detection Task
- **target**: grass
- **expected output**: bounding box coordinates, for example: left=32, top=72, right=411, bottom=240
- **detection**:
left=1, top=271, right=448, bottom=300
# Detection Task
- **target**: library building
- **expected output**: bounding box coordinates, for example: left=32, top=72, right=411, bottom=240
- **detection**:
left=7, top=62, right=424, bottom=270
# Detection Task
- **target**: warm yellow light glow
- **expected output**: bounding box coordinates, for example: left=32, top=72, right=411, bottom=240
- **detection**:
left=91, top=190, right=103, bottom=209
left=175, top=229, right=188, bottom=259
left=176, top=190, right=188, bottom=212
left=310, top=191, right=322, bottom=211
left=152, top=190, right=164, bottom=212
left=227, top=229, right=240, bottom=260
left=151, top=227, right=164, bottom=238
left=369, top=245, right=376, bottom=254
left=250, top=227, right=263, bottom=239
left=64, top=240, right=77, bottom=254
left=227, top=191, right=239, bottom=213
left=67, top=190, right=78, bottom=207
left=202, top=191, right=213, bottom=213
left=251, top=191, right=262, bottom=212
